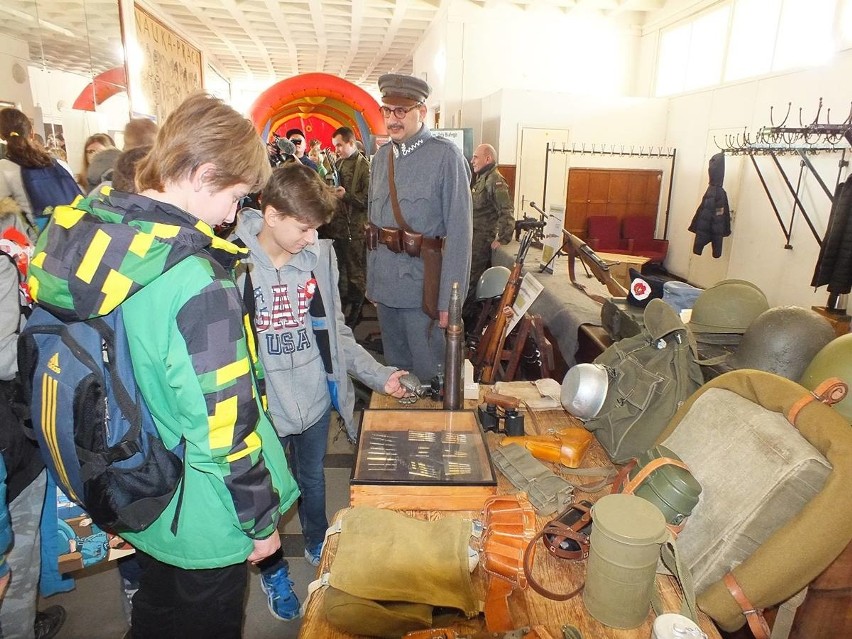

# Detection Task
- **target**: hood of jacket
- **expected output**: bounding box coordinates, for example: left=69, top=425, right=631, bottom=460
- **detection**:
left=708, top=152, right=725, bottom=187
left=233, top=207, right=321, bottom=273
left=29, top=189, right=247, bottom=321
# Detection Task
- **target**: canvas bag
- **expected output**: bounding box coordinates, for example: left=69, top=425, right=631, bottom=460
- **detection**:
left=655, top=370, right=852, bottom=633
left=314, top=508, right=480, bottom=637
left=584, top=298, right=703, bottom=463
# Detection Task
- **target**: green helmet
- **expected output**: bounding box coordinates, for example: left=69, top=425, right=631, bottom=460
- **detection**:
left=475, top=266, right=510, bottom=300
left=729, top=306, right=835, bottom=381
left=686, top=280, right=769, bottom=342
left=800, top=333, right=852, bottom=422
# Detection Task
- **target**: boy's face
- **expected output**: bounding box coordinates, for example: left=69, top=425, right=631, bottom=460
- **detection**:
left=264, top=208, right=318, bottom=256
left=192, top=182, right=251, bottom=227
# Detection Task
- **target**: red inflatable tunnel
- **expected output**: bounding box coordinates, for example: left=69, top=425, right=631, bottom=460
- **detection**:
left=248, top=73, right=385, bottom=143
left=72, top=67, right=127, bottom=112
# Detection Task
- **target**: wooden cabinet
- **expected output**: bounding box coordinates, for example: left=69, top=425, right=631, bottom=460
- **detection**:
left=565, top=168, right=662, bottom=238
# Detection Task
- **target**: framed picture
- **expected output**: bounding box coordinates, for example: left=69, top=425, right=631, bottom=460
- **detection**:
left=133, top=4, right=203, bottom=122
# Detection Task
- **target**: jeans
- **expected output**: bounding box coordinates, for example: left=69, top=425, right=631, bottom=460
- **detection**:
left=281, top=408, right=331, bottom=550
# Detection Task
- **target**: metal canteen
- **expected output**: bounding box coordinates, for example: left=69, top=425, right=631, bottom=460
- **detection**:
left=560, top=363, right=609, bottom=420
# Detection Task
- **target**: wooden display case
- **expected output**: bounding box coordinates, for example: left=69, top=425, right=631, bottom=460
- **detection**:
left=350, top=409, right=497, bottom=510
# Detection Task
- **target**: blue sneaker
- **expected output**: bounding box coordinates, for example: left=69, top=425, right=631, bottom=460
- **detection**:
left=260, top=564, right=301, bottom=621
left=305, top=542, right=323, bottom=567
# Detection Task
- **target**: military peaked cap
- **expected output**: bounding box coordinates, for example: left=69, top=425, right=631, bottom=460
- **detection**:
left=378, top=73, right=431, bottom=103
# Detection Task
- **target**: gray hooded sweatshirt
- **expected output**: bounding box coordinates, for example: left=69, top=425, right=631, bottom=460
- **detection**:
left=234, top=208, right=397, bottom=439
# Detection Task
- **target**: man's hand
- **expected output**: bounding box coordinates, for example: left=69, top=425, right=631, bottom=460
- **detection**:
left=385, top=370, right=413, bottom=398
left=333, top=186, right=346, bottom=199
left=247, top=533, right=281, bottom=564
left=439, top=310, right=449, bottom=328
left=490, top=239, right=501, bottom=250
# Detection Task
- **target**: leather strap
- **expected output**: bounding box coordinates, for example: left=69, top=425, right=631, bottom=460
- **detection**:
left=522, top=528, right=584, bottom=601
left=387, top=150, right=414, bottom=233
left=542, top=501, right=592, bottom=561
left=786, top=377, right=848, bottom=424
left=723, top=572, right=771, bottom=639
left=620, top=456, right=690, bottom=496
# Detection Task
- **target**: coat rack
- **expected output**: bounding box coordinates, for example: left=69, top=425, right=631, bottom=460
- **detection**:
left=714, top=99, right=852, bottom=249
left=543, top=142, right=677, bottom=239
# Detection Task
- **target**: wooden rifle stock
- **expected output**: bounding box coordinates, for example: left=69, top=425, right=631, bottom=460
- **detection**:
left=473, top=231, right=536, bottom=383
left=563, top=230, right=629, bottom=299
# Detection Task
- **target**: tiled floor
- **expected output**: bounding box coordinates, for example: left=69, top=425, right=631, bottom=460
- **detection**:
left=45, top=305, right=381, bottom=639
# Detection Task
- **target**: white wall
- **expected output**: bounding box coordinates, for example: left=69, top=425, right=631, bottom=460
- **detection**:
left=661, top=50, right=852, bottom=307
left=0, top=37, right=36, bottom=114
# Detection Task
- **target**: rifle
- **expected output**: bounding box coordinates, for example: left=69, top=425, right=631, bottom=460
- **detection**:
left=472, top=228, right=536, bottom=384
left=562, top=229, right=629, bottom=302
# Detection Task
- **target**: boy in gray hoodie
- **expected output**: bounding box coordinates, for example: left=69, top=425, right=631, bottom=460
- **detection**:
left=234, top=163, right=411, bottom=620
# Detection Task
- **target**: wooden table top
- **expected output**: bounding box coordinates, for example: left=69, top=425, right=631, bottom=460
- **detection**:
left=299, top=390, right=721, bottom=639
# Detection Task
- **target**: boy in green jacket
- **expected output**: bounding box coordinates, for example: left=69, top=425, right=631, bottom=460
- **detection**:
left=28, top=93, right=299, bottom=639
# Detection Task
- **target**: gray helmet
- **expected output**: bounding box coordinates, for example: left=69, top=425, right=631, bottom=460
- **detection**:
left=728, top=306, right=835, bottom=381
left=475, top=266, right=510, bottom=300
left=686, top=280, right=769, bottom=342
left=800, top=334, right=852, bottom=422
left=560, top=363, right=609, bottom=420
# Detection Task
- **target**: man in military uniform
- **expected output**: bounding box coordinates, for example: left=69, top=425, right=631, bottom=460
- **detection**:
left=467, top=143, right=515, bottom=314
left=330, top=126, right=370, bottom=325
left=367, top=73, right=472, bottom=381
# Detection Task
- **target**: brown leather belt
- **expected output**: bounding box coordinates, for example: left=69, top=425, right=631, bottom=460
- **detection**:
left=366, top=222, right=444, bottom=257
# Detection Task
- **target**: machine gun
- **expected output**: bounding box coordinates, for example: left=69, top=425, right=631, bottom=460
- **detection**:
left=562, top=229, right=628, bottom=302
left=472, top=227, right=537, bottom=384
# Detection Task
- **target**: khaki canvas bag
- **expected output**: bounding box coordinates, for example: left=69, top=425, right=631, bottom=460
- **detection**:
left=655, top=370, right=852, bottom=634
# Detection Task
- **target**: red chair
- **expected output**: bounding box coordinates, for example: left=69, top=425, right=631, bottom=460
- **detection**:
left=586, top=216, right=629, bottom=253
left=622, top=216, right=669, bottom=263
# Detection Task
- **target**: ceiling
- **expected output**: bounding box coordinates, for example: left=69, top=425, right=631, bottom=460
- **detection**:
left=1, top=0, right=666, bottom=93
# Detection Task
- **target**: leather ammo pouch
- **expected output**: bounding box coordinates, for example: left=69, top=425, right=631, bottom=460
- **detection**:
left=317, top=507, right=480, bottom=638
left=366, top=223, right=379, bottom=251
left=380, top=226, right=403, bottom=253
left=388, top=149, right=445, bottom=320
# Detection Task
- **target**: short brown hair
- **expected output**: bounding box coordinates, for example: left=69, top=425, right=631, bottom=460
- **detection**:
left=112, top=145, right=151, bottom=193
left=136, top=93, right=270, bottom=193
left=261, top=162, right=337, bottom=226
left=123, top=118, right=158, bottom=149
left=332, top=127, right=356, bottom=143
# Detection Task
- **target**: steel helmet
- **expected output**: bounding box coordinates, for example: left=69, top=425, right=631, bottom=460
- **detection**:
left=560, top=363, right=609, bottom=420
left=686, top=280, right=769, bottom=342
left=728, top=306, right=835, bottom=381
left=800, top=333, right=852, bottom=422
left=475, top=266, right=510, bottom=300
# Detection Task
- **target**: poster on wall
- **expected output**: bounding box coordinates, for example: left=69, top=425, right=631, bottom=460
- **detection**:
left=134, top=4, right=203, bottom=123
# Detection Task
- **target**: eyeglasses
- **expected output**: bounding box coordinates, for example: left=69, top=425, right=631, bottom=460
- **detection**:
left=380, top=104, right=422, bottom=119
left=289, top=138, right=304, bottom=145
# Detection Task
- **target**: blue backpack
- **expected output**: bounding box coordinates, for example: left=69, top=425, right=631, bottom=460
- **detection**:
left=18, top=306, right=184, bottom=533
left=20, top=162, right=82, bottom=232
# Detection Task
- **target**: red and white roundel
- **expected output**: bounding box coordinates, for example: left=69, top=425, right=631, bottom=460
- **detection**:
left=630, top=277, right=651, bottom=300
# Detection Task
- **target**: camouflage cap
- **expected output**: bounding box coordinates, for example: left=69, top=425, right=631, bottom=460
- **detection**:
left=378, top=73, right=431, bottom=104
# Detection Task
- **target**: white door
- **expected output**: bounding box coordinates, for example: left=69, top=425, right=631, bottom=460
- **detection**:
left=514, top=127, right=571, bottom=220
left=687, top=132, right=745, bottom=288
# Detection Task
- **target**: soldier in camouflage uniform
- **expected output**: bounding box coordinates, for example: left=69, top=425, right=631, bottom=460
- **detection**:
left=329, top=126, right=370, bottom=324
left=467, top=143, right=514, bottom=313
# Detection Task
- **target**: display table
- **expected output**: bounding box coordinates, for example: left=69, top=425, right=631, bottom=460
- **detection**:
left=298, top=392, right=722, bottom=639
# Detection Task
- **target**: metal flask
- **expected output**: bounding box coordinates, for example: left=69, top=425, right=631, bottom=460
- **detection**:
left=583, top=493, right=669, bottom=629
left=629, top=445, right=702, bottom=527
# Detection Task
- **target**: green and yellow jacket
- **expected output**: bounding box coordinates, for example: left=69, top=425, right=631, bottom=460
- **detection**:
left=29, top=189, right=299, bottom=569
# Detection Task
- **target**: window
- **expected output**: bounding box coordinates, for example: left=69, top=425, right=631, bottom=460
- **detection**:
left=725, top=0, right=781, bottom=81
left=655, top=4, right=730, bottom=95
left=774, top=0, right=836, bottom=70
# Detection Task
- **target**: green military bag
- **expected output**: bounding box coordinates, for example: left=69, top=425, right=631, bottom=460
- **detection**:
left=584, top=299, right=704, bottom=463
